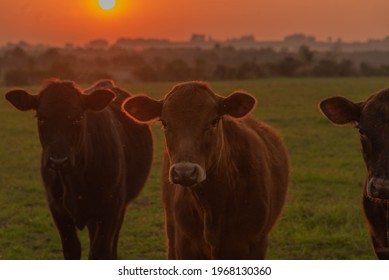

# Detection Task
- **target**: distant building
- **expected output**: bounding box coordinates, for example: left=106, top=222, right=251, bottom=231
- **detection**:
left=190, top=34, right=206, bottom=43
left=284, top=33, right=316, bottom=44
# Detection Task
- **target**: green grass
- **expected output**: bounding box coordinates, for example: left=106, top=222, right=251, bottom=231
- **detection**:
left=1, top=77, right=389, bottom=259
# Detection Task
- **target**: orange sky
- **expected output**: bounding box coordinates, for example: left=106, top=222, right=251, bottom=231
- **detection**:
left=1, top=0, right=389, bottom=46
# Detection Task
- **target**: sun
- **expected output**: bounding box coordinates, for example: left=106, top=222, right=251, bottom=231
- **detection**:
left=98, top=0, right=116, bottom=10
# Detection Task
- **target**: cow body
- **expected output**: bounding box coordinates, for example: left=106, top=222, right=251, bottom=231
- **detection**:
left=123, top=81, right=289, bottom=259
left=6, top=80, right=153, bottom=259
left=162, top=117, right=289, bottom=259
left=320, top=88, right=389, bottom=259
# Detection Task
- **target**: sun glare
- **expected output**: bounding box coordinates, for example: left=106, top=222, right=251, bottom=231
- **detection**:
left=87, top=0, right=131, bottom=20
left=99, top=0, right=116, bottom=10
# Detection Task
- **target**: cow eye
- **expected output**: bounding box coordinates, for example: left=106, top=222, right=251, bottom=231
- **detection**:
left=211, top=117, right=221, bottom=128
left=160, top=119, right=167, bottom=129
left=72, top=116, right=84, bottom=125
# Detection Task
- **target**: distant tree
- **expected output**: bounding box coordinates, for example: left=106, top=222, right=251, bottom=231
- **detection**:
left=29, top=68, right=48, bottom=85
left=132, top=64, right=158, bottom=82
left=85, top=39, right=109, bottom=50
left=213, top=43, right=221, bottom=50
left=236, top=61, right=263, bottom=79
left=151, top=56, right=166, bottom=72
left=4, top=47, right=31, bottom=68
left=94, top=56, right=110, bottom=67
left=10, top=47, right=28, bottom=59
left=39, top=48, right=61, bottom=65
left=270, top=57, right=302, bottom=77
left=111, top=54, right=145, bottom=68
left=48, top=62, right=75, bottom=80
left=338, top=59, right=357, bottom=76
left=360, top=62, right=379, bottom=76
left=163, top=59, right=192, bottom=81
left=4, top=68, right=29, bottom=86
left=378, top=65, right=389, bottom=76
left=298, top=45, right=315, bottom=64
left=193, top=57, right=211, bottom=80
left=312, top=59, right=339, bottom=77
left=79, top=70, right=113, bottom=83
left=213, top=65, right=237, bottom=80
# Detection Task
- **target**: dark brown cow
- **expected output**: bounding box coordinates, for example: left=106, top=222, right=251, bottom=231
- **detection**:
left=320, top=89, right=389, bottom=259
left=5, top=79, right=153, bottom=259
left=122, top=81, right=289, bottom=259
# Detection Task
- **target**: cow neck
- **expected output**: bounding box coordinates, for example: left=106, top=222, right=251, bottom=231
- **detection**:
left=189, top=181, right=227, bottom=258
left=211, top=118, right=239, bottom=190
left=81, top=110, right=116, bottom=167
left=190, top=178, right=228, bottom=213
left=81, top=110, right=125, bottom=189
left=57, top=171, right=87, bottom=230
left=78, top=115, right=92, bottom=165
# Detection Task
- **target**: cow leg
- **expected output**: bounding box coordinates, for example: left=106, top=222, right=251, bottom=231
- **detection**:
left=162, top=155, right=177, bottom=259
left=249, top=236, right=268, bottom=259
left=49, top=204, right=81, bottom=259
left=165, top=210, right=176, bottom=259
left=363, top=196, right=389, bottom=259
left=88, top=220, right=119, bottom=260
left=89, top=210, right=123, bottom=260
left=371, top=235, right=389, bottom=259
left=111, top=210, right=126, bottom=259
left=88, top=219, right=114, bottom=259
left=87, top=222, right=97, bottom=257
left=175, top=233, right=207, bottom=259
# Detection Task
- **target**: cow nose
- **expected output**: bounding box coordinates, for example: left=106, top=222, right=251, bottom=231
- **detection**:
left=368, top=177, right=389, bottom=200
left=170, top=162, right=204, bottom=187
left=48, top=156, right=70, bottom=170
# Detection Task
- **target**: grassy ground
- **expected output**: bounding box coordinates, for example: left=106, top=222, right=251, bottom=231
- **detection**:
left=1, top=77, right=389, bottom=259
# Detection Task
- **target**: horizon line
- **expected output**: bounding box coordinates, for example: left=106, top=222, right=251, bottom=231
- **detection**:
left=2, top=33, right=389, bottom=48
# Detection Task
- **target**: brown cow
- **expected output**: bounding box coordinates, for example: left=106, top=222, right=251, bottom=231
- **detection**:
left=122, top=81, right=289, bottom=259
left=320, top=89, right=389, bottom=259
left=5, top=79, right=153, bottom=259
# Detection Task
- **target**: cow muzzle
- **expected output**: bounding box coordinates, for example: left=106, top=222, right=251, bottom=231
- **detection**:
left=47, top=156, right=71, bottom=171
left=368, top=177, right=389, bottom=200
left=169, top=162, right=206, bottom=187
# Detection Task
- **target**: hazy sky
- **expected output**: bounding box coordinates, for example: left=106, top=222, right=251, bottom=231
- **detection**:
left=1, top=0, right=389, bottom=46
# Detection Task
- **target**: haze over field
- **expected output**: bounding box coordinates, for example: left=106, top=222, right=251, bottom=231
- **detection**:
left=1, top=0, right=389, bottom=46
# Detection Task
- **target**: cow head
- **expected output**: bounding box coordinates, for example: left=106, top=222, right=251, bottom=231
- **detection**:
left=6, top=80, right=115, bottom=171
left=320, top=89, right=389, bottom=201
left=123, top=81, right=255, bottom=187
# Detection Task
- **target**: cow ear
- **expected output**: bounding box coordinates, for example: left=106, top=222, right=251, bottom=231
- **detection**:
left=319, top=96, right=361, bottom=126
left=82, top=89, right=116, bottom=111
left=221, top=91, right=256, bottom=118
left=122, top=95, right=162, bottom=123
left=5, top=89, right=38, bottom=111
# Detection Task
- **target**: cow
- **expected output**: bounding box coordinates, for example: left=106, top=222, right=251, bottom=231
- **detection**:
left=122, top=81, right=289, bottom=259
left=5, top=79, right=153, bottom=259
left=320, top=88, right=389, bottom=259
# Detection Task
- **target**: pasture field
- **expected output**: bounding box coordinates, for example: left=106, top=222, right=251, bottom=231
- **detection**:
left=1, top=77, right=389, bottom=259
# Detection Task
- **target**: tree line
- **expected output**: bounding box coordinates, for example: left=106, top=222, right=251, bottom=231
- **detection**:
left=1, top=45, right=389, bottom=86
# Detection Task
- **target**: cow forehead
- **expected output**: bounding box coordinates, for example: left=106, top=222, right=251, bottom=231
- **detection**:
left=363, top=91, right=389, bottom=123
left=163, top=88, right=219, bottom=119
left=363, top=90, right=389, bottom=116
left=37, top=84, right=83, bottom=116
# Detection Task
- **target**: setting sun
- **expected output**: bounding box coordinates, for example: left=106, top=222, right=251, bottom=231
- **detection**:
left=99, top=0, right=116, bottom=10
